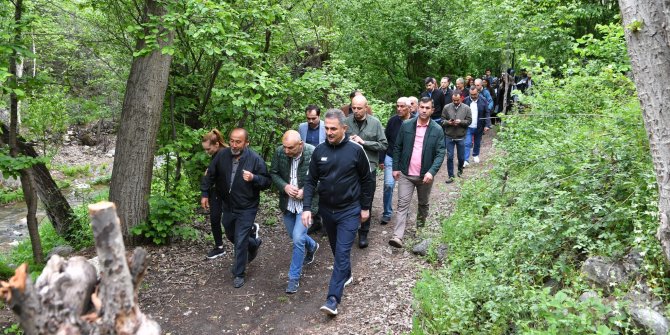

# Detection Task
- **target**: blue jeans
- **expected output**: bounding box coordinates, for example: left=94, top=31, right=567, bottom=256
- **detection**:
left=382, top=155, right=394, bottom=220
left=283, top=211, right=316, bottom=280
left=222, top=208, right=261, bottom=278
left=464, top=126, right=484, bottom=161
left=445, top=136, right=465, bottom=178
left=320, top=205, right=360, bottom=303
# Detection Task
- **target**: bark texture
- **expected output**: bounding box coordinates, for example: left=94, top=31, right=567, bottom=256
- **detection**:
left=619, top=1, right=670, bottom=262
left=109, top=0, right=174, bottom=244
left=0, top=201, right=160, bottom=335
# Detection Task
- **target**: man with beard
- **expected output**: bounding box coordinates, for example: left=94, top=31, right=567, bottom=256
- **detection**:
left=380, top=97, right=412, bottom=225
left=200, top=128, right=271, bottom=288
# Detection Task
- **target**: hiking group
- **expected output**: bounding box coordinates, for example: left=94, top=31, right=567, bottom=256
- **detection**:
left=199, top=72, right=507, bottom=316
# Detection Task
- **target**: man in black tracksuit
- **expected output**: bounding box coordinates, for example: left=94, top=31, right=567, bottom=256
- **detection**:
left=201, top=128, right=271, bottom=288
left=302, top=109, right=374, bottom=316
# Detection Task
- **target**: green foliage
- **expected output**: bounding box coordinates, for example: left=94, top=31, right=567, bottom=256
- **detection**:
left=413, top=54, right=662, bottom=333
left=0, top=261, right=14, bottom=281
left=0, top=149, right=46, bottom=178
left=0, top=186, right=23, bottom=204
left=2, top=221, right=66, bottom=273
left=55, top=163, right=92, bottom=178
left=2, top=323, right=23, bottom=335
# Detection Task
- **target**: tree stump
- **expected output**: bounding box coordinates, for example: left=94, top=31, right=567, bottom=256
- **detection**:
left=0, top=201, right=160, bottom=335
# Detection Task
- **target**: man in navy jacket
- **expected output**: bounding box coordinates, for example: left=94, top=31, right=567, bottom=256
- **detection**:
left=463, top=86, right=492, bottom=165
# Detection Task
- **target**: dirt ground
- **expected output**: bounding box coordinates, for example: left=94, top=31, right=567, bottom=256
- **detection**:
left=1, top=132, right=496, bottom=335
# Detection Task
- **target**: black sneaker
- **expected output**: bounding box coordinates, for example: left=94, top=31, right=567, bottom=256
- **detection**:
left=248, top=238, right=262, bottom=263
left=446, top=177, right=454, bottom=184
left=286, top=279, right=299, bottom=294
left=304, top=243, right=319, bottom=265
left=380, top=216, right=391, bottom=225
left=206, top=246, right=225, bottom=259
left=233, top=276, right=244, bottom=288
left=320, top=296, right=338, bottom=316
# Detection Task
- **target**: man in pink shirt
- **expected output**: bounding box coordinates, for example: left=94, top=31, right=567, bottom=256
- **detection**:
left=389, top=97, right=446, bottom=248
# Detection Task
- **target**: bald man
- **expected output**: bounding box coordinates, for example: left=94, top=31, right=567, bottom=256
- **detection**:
left=201, top=128, right=271, bottom=288
left=270, top=130, right=319, bottom=294
left=344, top=94, right=387, bottom=248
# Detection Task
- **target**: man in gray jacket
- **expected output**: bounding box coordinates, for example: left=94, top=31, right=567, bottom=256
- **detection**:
left=441, top=91, right=472, bottom=183
left=344, top=94, right=387, bottom=248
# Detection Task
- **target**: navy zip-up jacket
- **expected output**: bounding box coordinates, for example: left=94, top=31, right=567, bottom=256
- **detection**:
left=201, top=147, right=271, bottom=210
left=303, top=136, right=374, bottom=213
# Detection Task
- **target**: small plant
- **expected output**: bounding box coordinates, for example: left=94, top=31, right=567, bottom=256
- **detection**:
left=0, top=187, right=24, bottom=205
left=2, top=323, right=23, bottom=335
left=131, top=193, right=198, bottom=245
left=59, top=164, right=92, bottom=178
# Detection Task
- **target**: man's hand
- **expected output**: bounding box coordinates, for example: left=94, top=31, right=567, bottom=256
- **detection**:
left=360, top=209, right=370, bottom=223
left=393, top=171, right=400, bottom=180
left=284, top=184, right=299, bottom=198
left=350, top=134, right=365, bottom=145
left=242, top=169, right=254, bottom=182
left=422, top=172, right=433, bottom=184
left=301, top=211, right=312, bottom=228
left=484, top=127, right=490, bottom=133
left=200, top=197, right=209, bottom=210
left=454, top=119, right=461, bottom=125
left=296, top=188, right=304, bottom=200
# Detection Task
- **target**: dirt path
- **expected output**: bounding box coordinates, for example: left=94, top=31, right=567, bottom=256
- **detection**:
left=0, top=132, right=495, bottom=334
left=138, top=132, right=496, bottom=335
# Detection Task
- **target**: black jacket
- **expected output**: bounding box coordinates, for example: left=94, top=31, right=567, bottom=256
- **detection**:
left=201, top=147, right=271, bottom=210
left=420, top=88, right=446, bottom=120
left=303, top=136, right=374, bottom=212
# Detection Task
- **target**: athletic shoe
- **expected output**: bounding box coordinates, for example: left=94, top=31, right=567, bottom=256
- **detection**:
left=344, top=275, right=353, bottom=287
left=389, top=237, right=403, bottom=248
left=473, top=156, right=480, bottom=163
left=233, top=276, right=244, bottom=288
left=206, top=246, right=225, bottom=259
left=446, top=177, right=454, bottom=184
left=248, top=238, right=262, bottom=263
left=320, top=296, right=338, bottom=316
left=463, top=161, right=470, bottom=167
left=304, top=243, right=319, bottom=265
left=251, top=222, right=260, bottom=240
left=380, top=216, right=391, bottom=225
left=286, top=279, right=300, bottom=294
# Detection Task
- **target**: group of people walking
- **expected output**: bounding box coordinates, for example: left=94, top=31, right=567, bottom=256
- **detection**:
left=198, top=74, right=496, bottom=316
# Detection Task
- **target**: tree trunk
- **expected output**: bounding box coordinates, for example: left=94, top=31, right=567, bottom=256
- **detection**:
left=0, top=202, right=160, bottom=334
left=19, top=169, right=42, bottom=264
left=0, top=122, right=76, bottom=241
left=109, top=0, right=174, bottom=245
left=618, top=0, right=670, bottom=262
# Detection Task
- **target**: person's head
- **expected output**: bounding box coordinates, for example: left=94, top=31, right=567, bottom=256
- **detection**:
left=409, top=96, right=418, bottom=112
left=466, top=76, right=474, bottom=86
left=323, top=109, right=348, bottom=144
left=305, top=105, right=321, bottom=129
left=281, top=130, right=303, bottom=158
left=456, top=78, right=465, bottom=90
left=482, top=78, right=490, bottom=88
left=424, top=77, right=435, bottom=91
left=469, top=86, right=479, bottom=100
left=485, top=68, right=492, bottom=76
left=351, top=95, right=368, bottom=121
left=396, top=97, right=410, bottom=119
left=474, top=78, right=483, bottom=92
left=229, top=128, right=249, bottom=156
left=418, top=97, right=433, bottom=122
left=349, top=90, right=363, bottom=101
left=202, top=129, right=227, bottom=155
left=440, top=77, right=450, bottom=89
left=452, top=91, right=462, bottom=105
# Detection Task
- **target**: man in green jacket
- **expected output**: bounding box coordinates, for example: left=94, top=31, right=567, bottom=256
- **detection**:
left=270, top=130, right=319, bottom=294
left=344, top=94, right=388, bottom=248
left=389, top=97, right=446, bottom=248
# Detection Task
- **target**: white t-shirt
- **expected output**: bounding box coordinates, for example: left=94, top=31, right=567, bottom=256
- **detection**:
left=469, top=100, right=478, bottom=128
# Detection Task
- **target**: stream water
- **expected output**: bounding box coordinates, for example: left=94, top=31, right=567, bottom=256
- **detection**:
left=0, top=185, right=108, bottom=255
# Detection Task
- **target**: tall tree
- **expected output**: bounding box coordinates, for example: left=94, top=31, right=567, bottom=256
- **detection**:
left=109, top=0, right=174, bottom=244
left=618, top=0, right=670, bottom=262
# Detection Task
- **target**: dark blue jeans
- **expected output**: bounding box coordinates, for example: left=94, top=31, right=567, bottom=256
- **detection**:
left=358, top=169, right=376, bottom=236
left=320, top=205, right=360, bottom=303
left=222, top=208, right=260, bottom=278
left=209, top=192, right=224, bottom=247
left=445, top=136, right=465, bottom=178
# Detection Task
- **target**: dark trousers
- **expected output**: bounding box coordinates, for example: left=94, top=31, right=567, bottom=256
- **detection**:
left=222, top=208, right=260, bottom=278
left=320, top=205, right=360, bottom=303
left=210, top=192, right=224, bottom=247
left=358, top=169, right=376, bottom=235
left=445, top=136, right=465, bottom=178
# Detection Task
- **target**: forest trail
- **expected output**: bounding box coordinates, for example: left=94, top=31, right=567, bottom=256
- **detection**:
left=137, top=131, right=497, bottom=335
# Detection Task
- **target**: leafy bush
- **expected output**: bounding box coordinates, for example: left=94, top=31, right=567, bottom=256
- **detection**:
left=0, top=187, right=23, bottom=205
left=413, top=59, right=665, bottom=333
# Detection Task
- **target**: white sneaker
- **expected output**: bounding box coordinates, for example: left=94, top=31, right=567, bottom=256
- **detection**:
left=463, top=161, right=470, bottom=167
left=473, top=156, right=480, bottom=163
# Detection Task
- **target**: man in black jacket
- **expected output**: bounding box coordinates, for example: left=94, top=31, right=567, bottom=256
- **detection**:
left=420, top=77, right=446, bottom=123
left=302, top=109, right=374, bottom=316
left=201, top=128, right=271, bottom=288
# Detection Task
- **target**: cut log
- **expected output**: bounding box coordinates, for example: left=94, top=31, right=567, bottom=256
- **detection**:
left=0, top=201, right=160, bottom=335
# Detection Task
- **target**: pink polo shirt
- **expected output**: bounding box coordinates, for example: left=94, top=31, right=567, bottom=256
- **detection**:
left=408, top=122, right=428, bottom=176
